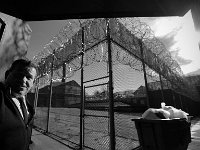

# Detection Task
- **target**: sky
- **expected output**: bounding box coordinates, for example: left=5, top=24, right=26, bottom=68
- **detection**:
left=26, top=10, right=200, bottom=76
left=140, top=10, right=200, bottom=75
left=1, top=9, right=198, bottom=93
left=24, top=10, right=200, bottom=94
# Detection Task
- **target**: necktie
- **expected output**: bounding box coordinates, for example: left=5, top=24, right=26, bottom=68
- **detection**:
left=18, top=98, right=28, bottom=124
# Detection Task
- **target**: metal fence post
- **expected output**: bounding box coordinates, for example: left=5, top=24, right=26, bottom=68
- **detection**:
left=34, top=77, right=39, bottom=114
left=80, top=27, right=85, bottom=149
left=46, top=50, right=55, bottom=133
left=159, top=73, right=165, bottom=103
left=106, top=18, right=116, bottom=150
left=139, top=39, right=150, bottom=108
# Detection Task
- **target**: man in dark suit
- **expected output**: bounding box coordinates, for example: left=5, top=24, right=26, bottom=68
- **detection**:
left=0, top=59, right=37, bottom=150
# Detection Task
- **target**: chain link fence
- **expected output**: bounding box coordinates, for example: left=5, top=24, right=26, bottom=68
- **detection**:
left=27, top=18, right=200, bottom=149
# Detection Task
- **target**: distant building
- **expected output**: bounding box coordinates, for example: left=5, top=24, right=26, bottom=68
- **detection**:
left=185, top=75, right=200, bottom=86
left=27, top=75, right=200, bottom=114
left=37, top=80, right=81, bottom=107
left=185, top=75, right=200, bottom=95
left=132, top=75, right=200, bottom=115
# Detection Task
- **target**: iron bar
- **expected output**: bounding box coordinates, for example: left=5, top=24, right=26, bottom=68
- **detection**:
left=46, top=49, right=55, bottom=133
left=159, top=73, right=165, bottom=103
left=83, top=86, right=86, bottom=147
left=139, top=39, right=150, bottom=108
left=80, top=27, right=85, bottom=149
left=62, top=63, right=66, bottom=82
left=83, top=75, right=109, bottom=84
left=106, top=18, right=116, bottom=150
left=84, top=82, right=108, bottom=89
left=84, top=114, right=109, bottom=118
left=34, top=77, right=39, bottom=114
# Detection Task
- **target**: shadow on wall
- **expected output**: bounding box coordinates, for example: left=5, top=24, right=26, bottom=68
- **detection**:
left=0, top=12, right=32, bottom=81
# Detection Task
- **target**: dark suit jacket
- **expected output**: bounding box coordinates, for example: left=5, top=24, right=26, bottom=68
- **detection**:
left=0, top=82, right=35, bottom=150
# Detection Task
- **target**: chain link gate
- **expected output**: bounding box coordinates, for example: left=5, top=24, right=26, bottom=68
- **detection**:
left=83, top=78, right=109, bottom=149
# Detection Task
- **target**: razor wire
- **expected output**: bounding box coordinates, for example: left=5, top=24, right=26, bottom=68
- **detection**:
left=33, top=18, right=199, bottom=101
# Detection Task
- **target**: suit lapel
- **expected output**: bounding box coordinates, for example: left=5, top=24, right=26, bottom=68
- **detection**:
left=5, top=95, right=25, bottom=124
left=3, top=85, right=34, bottom=126
left=26, top=100, right=35, bottom=125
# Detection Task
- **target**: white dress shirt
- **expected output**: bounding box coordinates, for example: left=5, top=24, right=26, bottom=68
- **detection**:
left=12, top=96, right=29, bottom=119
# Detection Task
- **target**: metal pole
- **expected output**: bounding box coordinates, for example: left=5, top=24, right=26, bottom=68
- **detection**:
left=62, top=63, right=66, bottom=82
left=106, top=18, right=115, bottom=150
left=46, top=50, right=55, bottom=133
left=139, top=39, right=150, bottom=108
left=83, top=86, right=85, bottom=147
left=34, top=78, right=39, bottom=114
left=159, top=73, right=165, bottom=103
left=80, top=27, right=85, bottom=149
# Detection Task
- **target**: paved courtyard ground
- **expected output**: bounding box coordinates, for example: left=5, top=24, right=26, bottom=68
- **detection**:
left=32, top=107, right=200, bottom=150
left=34, top=107, right=141, bottom=149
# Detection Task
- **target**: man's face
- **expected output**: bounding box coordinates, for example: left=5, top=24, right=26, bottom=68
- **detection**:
left=6, top=66, right=37, bottom=97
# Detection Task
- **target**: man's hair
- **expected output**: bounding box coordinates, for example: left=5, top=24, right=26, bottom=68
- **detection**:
left=5, top=59, right=37, bottom=79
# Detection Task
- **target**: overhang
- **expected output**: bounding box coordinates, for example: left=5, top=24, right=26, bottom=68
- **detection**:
left=0, top=0, right=194, bottom=21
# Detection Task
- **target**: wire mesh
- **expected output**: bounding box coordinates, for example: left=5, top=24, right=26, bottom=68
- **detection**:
left=112, top=43, right=145, bottom=150
left=83, top=60, right=109, bottom=150
left=84, top=84, right=110, bottom=150
left=34, top=79, right=50, bottom=131
left=31, top=17, right=200, bottom=149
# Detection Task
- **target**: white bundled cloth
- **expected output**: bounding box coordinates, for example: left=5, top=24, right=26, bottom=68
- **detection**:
left=142, top=102, right=189, bottom=120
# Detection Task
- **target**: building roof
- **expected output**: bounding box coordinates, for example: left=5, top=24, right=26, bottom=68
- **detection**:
left=56, top=80, right=81, bottom=88
left=39, top=80, right=80, bottom=92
